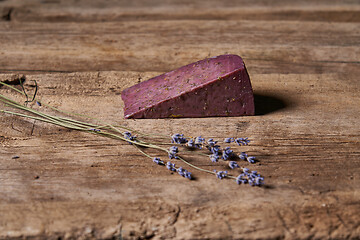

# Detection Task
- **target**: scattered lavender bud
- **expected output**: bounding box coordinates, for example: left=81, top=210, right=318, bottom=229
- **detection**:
left=12, top=156, right=19, bottom=159
left=229, top=161, right=239, bottom=169
left=222, top=147, right=233, bottom=160
left=171, top=133, right=188, bottom=144
left=243, top=168, right=249, bottom=173
left=153, top=157, right=164, bottom=165
left=177, top=167, right=192, bottom=180
left=123, top=132, right=136, bottom=144
left=168, top=146, right=179, bottom=159
left=247, top=156, right=256, bottom=164
left=214, top=170, right=228, bottom=179
left=224, top=137, right=234, bottom=143
left=209, top=153, right=219, bottom=162
left=235, top=137, right=250, bottom=146
left=239, top=152, right=248, bottom=160
left=167, top=161, right=176, bottom=171
left=36, top=101, right=41, bottom=106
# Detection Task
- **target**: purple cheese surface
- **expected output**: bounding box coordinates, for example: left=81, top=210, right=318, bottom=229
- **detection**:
left=121, top=54, right=255, bottom=119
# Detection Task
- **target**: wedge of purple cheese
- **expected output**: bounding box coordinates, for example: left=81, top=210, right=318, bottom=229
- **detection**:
left=121, top=54, right=254, bottom=118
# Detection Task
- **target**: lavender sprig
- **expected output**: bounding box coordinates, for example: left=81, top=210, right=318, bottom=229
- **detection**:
left=0, top=81, right=266, bottom=186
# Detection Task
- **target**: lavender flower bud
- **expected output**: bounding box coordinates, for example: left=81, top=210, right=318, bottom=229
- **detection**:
left=236, top=174, right=248, bottom=184
left=186, top=139, right=195, bottom=148
left=89, top=128, right=101, bottom=132
left=210, top=145, right=221, bottom=155
left=177, top=167, right=192, bottom=180
left=123, top=131, right=136, bottom=144
left=209, top=154, right=219, bottom=162
left=168, top=146, right=179, bottom=159
left=184, top=171, right=192, bottom=179
left=194, top=136, right=205, bottom=149
left=229, top=161, right=239, bottom=169
left=207, top=138, right=218, bottom=147
left=153, top=157, right=164, bottom=165
left=166, top=161, right=176, bottom=171
left=247, top=156, right=256, bottom=164
left=171, top=133, right=188, bottom=144
left=239, top=152, right=248, bottom=160
left=214, top=170, right=228, bottom=179
left=222, top=147, right=233, bottom=160
left=224, top=137, right=234, bottom=143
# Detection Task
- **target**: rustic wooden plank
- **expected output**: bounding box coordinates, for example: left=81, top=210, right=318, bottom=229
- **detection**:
left=1, top=0, right=360, bottom=22
left=0, top=20, right=359, bottom=74
left=0, top=71, right=359, bottom=239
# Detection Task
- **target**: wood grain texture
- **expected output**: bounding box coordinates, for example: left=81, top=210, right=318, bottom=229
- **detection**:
left=0, top=0, right=360, bottom=239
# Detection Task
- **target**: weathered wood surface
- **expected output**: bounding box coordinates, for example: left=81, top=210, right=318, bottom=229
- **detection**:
left=0, top=0, right=360, bottom=239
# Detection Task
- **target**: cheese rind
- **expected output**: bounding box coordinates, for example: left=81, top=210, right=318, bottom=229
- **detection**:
left=121, top=54, right=254, bottom=119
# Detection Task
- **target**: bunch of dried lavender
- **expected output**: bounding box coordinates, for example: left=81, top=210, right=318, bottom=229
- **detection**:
left=0, top=81, right=264, bottom=186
